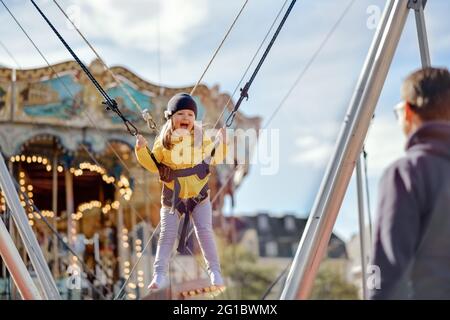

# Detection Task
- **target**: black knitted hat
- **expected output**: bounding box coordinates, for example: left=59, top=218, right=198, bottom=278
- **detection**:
left=164, top=93, right=197, bottom=120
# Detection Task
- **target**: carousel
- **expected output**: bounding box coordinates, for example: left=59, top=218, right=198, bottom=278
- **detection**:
left=0, top=59, right=261, bottom=299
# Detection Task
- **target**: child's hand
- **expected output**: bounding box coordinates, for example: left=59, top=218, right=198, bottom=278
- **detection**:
left=136, top=134, right=148, bottom=150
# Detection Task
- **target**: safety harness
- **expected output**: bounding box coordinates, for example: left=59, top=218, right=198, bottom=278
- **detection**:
left=147, top=146, right=214, bottom=253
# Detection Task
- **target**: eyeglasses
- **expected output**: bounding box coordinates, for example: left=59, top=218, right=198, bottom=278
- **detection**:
left=393, top=102, right=405, bottom=120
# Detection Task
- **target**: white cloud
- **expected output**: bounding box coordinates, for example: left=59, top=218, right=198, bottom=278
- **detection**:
left=73, top=0, right=209, bottom=55
left=289, top=122, right=341, bottom=168
left=290, top=135, right=334, bottom=168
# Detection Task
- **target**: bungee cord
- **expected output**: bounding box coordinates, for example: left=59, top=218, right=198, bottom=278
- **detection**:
left=30, top=0, right=139, bottom=136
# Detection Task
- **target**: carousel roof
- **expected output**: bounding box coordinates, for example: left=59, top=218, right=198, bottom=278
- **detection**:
left=0, top=59, right=261, bottom=157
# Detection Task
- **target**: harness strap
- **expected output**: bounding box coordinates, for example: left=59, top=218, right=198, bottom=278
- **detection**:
left=145, top=147, right=211, bottom=253
left=163, top=184, right=210, bottom=253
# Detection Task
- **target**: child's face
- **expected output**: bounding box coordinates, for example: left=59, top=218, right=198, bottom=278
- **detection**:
left=172, top=109, right=195, bottom=134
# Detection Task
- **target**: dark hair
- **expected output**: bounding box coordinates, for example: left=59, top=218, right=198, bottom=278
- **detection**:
left=401, top=67, right=450, bottom=121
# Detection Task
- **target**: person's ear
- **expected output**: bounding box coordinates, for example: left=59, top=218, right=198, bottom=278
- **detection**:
left=404, top=102, right=414, bottom=122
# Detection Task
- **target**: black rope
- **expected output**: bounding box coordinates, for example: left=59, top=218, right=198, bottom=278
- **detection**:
left=225, top=0, right=297, bottom=127
left=260, top=263, right=290, bottom=300
left=30, top=0, right=139, bottom=136
left=362, top=146, right=373, bottom=239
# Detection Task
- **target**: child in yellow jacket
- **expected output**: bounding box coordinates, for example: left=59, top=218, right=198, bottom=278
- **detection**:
left=135, top=93, right=227, bottom=290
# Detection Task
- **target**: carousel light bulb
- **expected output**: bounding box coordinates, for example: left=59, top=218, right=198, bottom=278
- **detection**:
left=37, top=156, right=42, bottom=163
left=15, top=155, right=20, bottom=162
left=28, top=220, right=34, bottom=226
left=28, top=213, right=34, bottom=219
left=28, top=192, right=33, bottom=198
left=20, top=186, right=26, bottom=192
left=136, top=252, right=142, bottom=258
left=137, top=270, right=144, bottom=276
left=57, top=166, right=63, bottom=173
left=123, top=243, right=129, bottom=248
left=42, top=158, right=48, bottom=165
left=20, top=155, right=25, bottom=161
left=32, top=156, right=37, bottom=162
left=26, top=157, right=31, bottom=163
left=27, top=185, right=33, bottom=191
left=46, top=165, right=52, bottom=172
left=19, top=172, right=25, bottom=178
left=10, top=156, right=15, bottom=162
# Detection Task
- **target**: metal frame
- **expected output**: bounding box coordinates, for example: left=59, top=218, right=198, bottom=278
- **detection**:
left=281, top=0, right=432, bottom=299
left=356, top=156, right=369, bottom=299
left=0, top=213, right=42, bottom=299
left=0, top=152, right=61, bottom=299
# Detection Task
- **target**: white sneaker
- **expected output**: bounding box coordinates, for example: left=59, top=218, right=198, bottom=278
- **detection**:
left=209, top=270, right=224, bottom=287
left=147, top=273, right=169, bottom=290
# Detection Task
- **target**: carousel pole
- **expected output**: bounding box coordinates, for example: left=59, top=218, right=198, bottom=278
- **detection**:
left=143, top=170, right=153, bottom=291
left=64, top=163, right=75, bottom=261
left=130, top=203, right=137, bottom=298
left=116, top=190, right=126, bottom=280
left=52, top=149, right=59, bottom=278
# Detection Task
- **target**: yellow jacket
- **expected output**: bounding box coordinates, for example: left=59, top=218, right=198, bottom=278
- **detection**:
left=135, top=131, right=228, bottom=199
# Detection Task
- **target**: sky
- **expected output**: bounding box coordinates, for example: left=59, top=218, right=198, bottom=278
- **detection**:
left=1, top=0, right=450, bottom=241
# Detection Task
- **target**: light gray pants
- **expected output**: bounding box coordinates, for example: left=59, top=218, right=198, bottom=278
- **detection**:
left=153, top=198, right=221, bottom=276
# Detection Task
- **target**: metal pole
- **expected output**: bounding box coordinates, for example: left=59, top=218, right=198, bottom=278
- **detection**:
left=52, top=151, right=59, bottom=278
left=410, top=0, right=431, bottom=67
left=356, top=157, right=368, bottom=300
left=0, top=215, right=42, bottom=300
left=7, top=159, right=17, bottom=299
left=281, top=0, right=410, bottom=300
left=0, top=152, right=61, bottom=299
left=116, top=197, right=125, bottom=280
left=65, top=169, right=74, bottom=247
